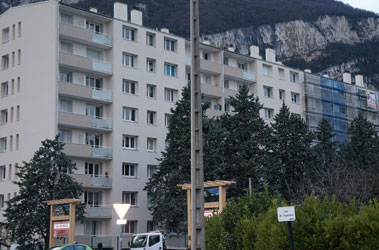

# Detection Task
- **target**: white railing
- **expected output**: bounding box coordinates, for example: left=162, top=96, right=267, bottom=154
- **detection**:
left=60, top=21, right=112, bottom=46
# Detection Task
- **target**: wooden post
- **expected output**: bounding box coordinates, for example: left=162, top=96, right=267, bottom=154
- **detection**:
left=69, top=202, right=76, bottom=244
left=49, top=205, right=55, bottom=248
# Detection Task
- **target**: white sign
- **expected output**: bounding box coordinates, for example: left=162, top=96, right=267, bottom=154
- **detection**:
left=277, top=206, right=296, bottom=222
left=116, top=219, right=127, bottom=225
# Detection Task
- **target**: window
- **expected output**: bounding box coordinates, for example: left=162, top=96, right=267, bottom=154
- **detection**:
left=264, top=108, right=274, bottom=120
left=12, top=52, right=15, bottom=67
left=146, top=32, right=155, bottom=46
left=123, top=220, right=137, bottom=234
left=225, top=103, right=231, bottom=112
left=59, top=71, right=72, bottom=83
left=122, top=26, right=136, bottom=41
left=84, top=191, right=102, bottom=207
left=85, top=162, right=102, bottom=177
left=18, top=22, right=21, bottom=37
left=85, top=220, right=102, bottom=236
left=214, top=104, right=222, bottom=111
left=2, top=28, right=9, bottom=43
left=86, top=48, right=102, bottom=60
left=17, top=77, right=20, bottom=93
left=2, top=54, right=9, bottom=70
left=122, top=192, right=138, bottom=206
left=149, top=235, right=160, bottom=246
left=12, top=24, right=15, bottom=40
left=122, top=107, right=138, bottom=122
left=147, top=111, right=156, bottom=125
left=278, top=68, right=285, bottom=79
left=223, top=57, right=228, bottom=65
left=224, top=80, right=229, bottom=89
left=10, top=107, right=13, bottom=122
left=60, top=13, right=73, bottom=24
left=86, top=21, right=102, bottom=33
left=203, top=52, right=210, bottom=60
left=60, top=41, right=73, bottom=53
left=263, top=86, right=273, bottom=98
left=0, top=137, right=7, bottom=152
left=1, top=82, right=8, bottom=97
left=290, top=71, right=299, bottom=83
left=291, top=92, right=300, bottom=104
left=0, top=194, right=4, bottom=209
left=123, top=53, right=136, bottom=67
left=0, top=165, right=5, bottom=180
left=146, top=84, right=156, bottom=98
left=122, top=163, right=137, bottom=177
left=164, top=63, right=177, bottom=77
left=165, top=114, right=172, bottom=128
left=147, top=165, right=157, bottom=178
left=122, top=135, right=137, bottom=150
left=147, top=138, right=157, bottom=152
left=86, top=76, right=103, bottom=89
left=8, top=164, right=12, bottom=180
left=238, top=62, right=248, bottom=72
left=201, top=74, right=211, bottom=85
left=164, top=88, right=177, bottom=102
left=9, top=136, right=13, bottom=151
left=164, top=38, right=177, bottom=52
left=86, top=104, right=103, bottom=118
left=10, top=79, right=14, bottom=95
left=147, top=221, right=155, bottom=232
left=122, top=79, right=137, bottom=95
left=59, top=100, right=72, bottom=112
left=1, top=110, right=7, bottom=125
left=279, top=89, right=285, bottom=101
left=146, top=58, right=155, bottom=72
left=86, top=133, right=103, bottom=147
left=262, top=64, right=272, bottom=76
left=16, top=106, right=19, bottom=121
left=147, top=194, right=152, bottom=209
left=58, top=130, right=72, bottom=143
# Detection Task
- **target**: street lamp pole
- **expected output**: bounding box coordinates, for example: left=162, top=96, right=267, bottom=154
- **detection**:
left=190, top=0, right=205, bottom=249
left=113, top=204, right=130, bottom=250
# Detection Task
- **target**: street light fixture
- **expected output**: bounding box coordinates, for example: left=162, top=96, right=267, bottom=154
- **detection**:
left=113, top=204, right=130, bottom=250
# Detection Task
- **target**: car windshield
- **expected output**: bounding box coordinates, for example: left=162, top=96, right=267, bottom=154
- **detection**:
left=130, top=235, right=147, bottom=248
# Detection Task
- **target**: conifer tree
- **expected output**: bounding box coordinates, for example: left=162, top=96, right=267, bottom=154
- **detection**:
left=220, top=85, right=273, bottom=197
left=3, top=137, right=83, bottom=250
left=272, top=104, right=314, bottom=201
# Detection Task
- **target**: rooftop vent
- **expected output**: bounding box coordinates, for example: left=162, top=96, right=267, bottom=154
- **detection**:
left=114, top=1, right=128, bottom=21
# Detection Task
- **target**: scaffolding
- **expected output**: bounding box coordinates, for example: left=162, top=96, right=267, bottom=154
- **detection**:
left=304, top=73, right=379, bottom=142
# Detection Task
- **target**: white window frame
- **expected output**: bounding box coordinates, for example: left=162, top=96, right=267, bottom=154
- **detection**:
left=146, top=84, right=156, bottom=98
left=147, top=165, right=157, bottom=178
left=122, top=26, right=136, bottom=41
left=262, top=64, right=272, bottom=76
left=164, top=88, right=177, bottom=102
left=2, top=54, right=9, bottom=70
left=2, top=28, right=9, bottom=43
left=123, top=53, right=136, bottom=68
left=60, top=41, right=73, bottom=53
left=122, top=79, right=137, bottom=95
left=122, top=191, right=138, bottom=206
left=164, top=63, right=177, bottom=77
left=278, top=68, right=285, bottom=80
left=290, top=71, right=299, bottom=83
left=279, top=89, right=285, bottom=101
left=146, top=58, right=156, bottom=72
left=263, top=86, right=273, bottom=98
left=122, top=135, right=137, bottom=150
left=147, top=138, right=157, bottom=152
left=165, top=114, right=172, bottom=128
left=146, top=32, right=155, bottom=46
left=1, top=82, right=8, bottom=97
left=291, top=92, right=300, bottom=104
left=147, top=111, right=156, bottom=125
left=122, top=107, right=138, bottom=122
left=164, top=38, right=177, bottom=52
left=264, top=108, right=274, bottom=120
left=0, top=137, right=7, bottom=152
left=60, top=13, right=73, bottom=24
left=122, top=163, right=137, bottom=178
left=123, top=220, right=138, bottom=234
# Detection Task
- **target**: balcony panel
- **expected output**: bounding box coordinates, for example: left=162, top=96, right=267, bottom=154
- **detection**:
left=92, top=89, right=112, bottom=102
left=59, top=112, right=92, bottom=129
left=71, top=174, right=112, bottom=188
left=59, top=82, right=92, bottom=100
left=59, top=22, right=112, bottom=48
left=243, top=71, right=256, bottom=82
left=200, top=60, right=222, bottom=74
left=224, top=65, right=243, bottom=80
left=202, top=84, right=223, bottom=98
left=59, top=52, right=112, bottom=76
left=92, top=118, right=112, bottom=130
left=85, top=206, right=112, bottom=218
left=225, top=88, right=238, bottom=98
left=92, top=147, right=112, bottom=158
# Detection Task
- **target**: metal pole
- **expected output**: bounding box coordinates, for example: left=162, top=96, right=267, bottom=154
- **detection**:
left=190, top=0, right=204, bottom=249
left=120, top=225, right=123, bottom=250
left=288, top=221, right=294, bottom=250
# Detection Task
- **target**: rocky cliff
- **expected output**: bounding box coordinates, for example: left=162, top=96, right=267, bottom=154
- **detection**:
left=203, top=16, right=379, bottom=87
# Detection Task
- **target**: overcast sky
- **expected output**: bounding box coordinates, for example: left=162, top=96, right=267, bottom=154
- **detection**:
left=338, top=0, right=379, bottom=14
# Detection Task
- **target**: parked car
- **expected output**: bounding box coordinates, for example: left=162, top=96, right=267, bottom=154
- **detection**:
left=49, top=243, right=92, bottom=250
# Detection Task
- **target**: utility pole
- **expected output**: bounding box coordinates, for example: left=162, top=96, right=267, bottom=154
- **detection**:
left=190, top=0, right=205, bottom=249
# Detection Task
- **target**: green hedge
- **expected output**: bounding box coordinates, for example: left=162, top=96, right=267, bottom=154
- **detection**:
left=205, top=190, right=379, bottom=250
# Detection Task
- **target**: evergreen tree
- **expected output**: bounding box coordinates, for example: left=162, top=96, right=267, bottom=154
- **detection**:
left=272, top=104, right=314, bottom=201
left=220, top=85, right=273, bottom=197
left=144, top=87, right=224, bottom=233
left=3, top=137, right=83, bottom=250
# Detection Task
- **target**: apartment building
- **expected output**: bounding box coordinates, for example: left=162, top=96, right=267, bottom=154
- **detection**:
left=1, top=0, right=379, bottom=248
left=0, top=0, right=185, bottom=247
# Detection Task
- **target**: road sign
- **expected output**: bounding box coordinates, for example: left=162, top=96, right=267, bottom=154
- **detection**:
left=277, top=206, right=296, bottom=222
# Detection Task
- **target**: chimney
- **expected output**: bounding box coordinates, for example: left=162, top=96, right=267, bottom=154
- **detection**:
left=304, top=69, right=312, bottom=73
left=131, top=9, right=143, bottom=25
left=202, top=40, right=211, bottom=45
left=343, top=72, right=352, bottom=84
left=227, top=44, right=235, bottom=52
left=323, top=74, right=329, bottom=78
left=249, top=45, right=261, bottom=58
left=355, top=74, right=364, bottom=87
left=89, top=6, right=98, bottom=13
left=265, top=48, right=276, bottom=63
left=114, top=1, right=128, bottom=22
left=161, top=27, right=169, bottom=33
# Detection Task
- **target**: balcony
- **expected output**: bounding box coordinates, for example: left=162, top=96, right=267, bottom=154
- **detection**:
left=59, top=22, right=112, bottom=49
left=206, top=109, right=224, bottom=118
left=58, top=112, right=112, bottom=131
left=59, top=82, right=112, bottom=103
left=71, top=174, right=112, bottom=189
left=201, top=84, right=223, bottom=98
left=63, top=143, right=112, bottom=159
left=200, top=59, right=222, bottom=74
left=243, top=71, right=256, bottom=82
left=85, top=205, right=112, bottom=218
left=224, top=88, right=238, bottom=98
left=59, top=52, right=113, bottom=76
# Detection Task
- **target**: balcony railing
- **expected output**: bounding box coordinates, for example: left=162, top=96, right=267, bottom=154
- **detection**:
left=63, top=143, right=112, bottom=159
left=71, top=174, right=112, bottom=188
left=243, top=71, right=256, bottom=82
left=92, top=146, right=112, bottom=158
left=59, top=22, right=112, bottom=47
left=85, top=205, right=112, bottom=218
left=59, top=51, right=113, bottom=75
left=59, top=81, right=113, bottom=103
left=58, top=111, right=112, bottom=131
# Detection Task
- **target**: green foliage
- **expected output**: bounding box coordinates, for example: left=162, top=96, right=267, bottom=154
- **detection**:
left=3, top=136, right=83, bottom=250
left=206, top=192, right=379, bottom=250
